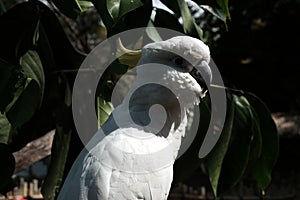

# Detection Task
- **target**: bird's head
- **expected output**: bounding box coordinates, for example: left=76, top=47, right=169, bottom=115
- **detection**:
left=135, top=36, right=212, bottom=108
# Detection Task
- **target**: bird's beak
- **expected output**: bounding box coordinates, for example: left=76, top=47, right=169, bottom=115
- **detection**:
left=199, top=61, right=212, bottom=84
left=190, top=61, right=212, bottom=89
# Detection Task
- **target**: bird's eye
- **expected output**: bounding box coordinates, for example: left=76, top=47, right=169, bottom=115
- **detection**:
left=172, top=56, right=185, bottom=67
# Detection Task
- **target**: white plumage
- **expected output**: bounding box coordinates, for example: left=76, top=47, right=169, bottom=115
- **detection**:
left=57, top=36, right=211, bottom=200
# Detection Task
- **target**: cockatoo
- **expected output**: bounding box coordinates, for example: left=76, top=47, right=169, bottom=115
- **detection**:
left=57, top=36, right=212, bottom=200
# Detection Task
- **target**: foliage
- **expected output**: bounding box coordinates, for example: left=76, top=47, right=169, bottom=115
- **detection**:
left=0, top=0, right=279, bottom=199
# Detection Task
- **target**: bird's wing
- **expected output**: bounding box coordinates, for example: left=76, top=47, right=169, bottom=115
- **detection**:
left=58, top=119, right=173, bottom=200
left=57, top=112, right=118, bottom=200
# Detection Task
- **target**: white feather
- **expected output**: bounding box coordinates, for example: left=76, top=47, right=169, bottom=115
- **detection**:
left=58, top=36, right=210, bottom=200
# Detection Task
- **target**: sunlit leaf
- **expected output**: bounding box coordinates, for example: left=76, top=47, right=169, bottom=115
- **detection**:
left=177, top=0, right=203, bottom=39
left=146, top=20, right=163, bottom=42
left=107, top=0, right=120, bottom=20
left=76, top=0, right=93, bottom=12
left=97, top=97, right=114, bottom=127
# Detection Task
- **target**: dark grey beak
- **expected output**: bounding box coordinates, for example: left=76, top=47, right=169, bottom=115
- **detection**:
left=189, top=61, right=212, bottom=90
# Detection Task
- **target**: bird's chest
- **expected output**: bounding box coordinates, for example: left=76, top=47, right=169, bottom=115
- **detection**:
left=89, top=127, right=176, bottom=173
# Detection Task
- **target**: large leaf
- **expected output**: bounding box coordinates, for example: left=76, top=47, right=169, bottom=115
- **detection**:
left=6, top=51, right=44, bottom=129
left=97, top=97, right=114, bottom=127
left=6, top=80, right=40, bottom=129
left=216, top=94, right=253, bottom=194
left=146, top=20, right=163, bottom=42
left=205, top=93, right=234, bottom=197
left=107, top=0, right=143, bottom=21
left=76, top=0, right=94, bottom=12
left=200, top=5, right=227, bottom=22
left=177, top=0, right=203, bottom=39
left=94, top=0, right=152, bottom=36
left=216, top=0, right=230, bottom=20
left=246, top=93, right=279, bottom=189
left=20, top=50, right=45, bottom=99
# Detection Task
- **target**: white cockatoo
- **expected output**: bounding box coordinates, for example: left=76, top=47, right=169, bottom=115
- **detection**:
left=57, top=36, right=212, bottom=200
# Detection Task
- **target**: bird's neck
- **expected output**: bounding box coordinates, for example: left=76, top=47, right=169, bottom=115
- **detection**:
left=124, top=86, right=185, bottom=137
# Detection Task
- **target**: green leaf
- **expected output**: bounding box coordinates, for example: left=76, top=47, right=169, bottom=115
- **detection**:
left=6, top=80, right=40, bottom=129
left=0, top=113, right=11, bottom=144
left=20, top=50, right=45, bottom=99
left=246, top=93, right=279, bottom=189
left=107, top=0, right=143, bottom=21
left=177, top=0, right=203, bottom=39
left=107, top=0, right=121, bottom=20
left=76, top=0, right=93, bottom=12
left=42, top=77, right=72, bottom=200
left=217, top=94, right=253, bottom=194
left=117, top=0, right=143, bottom=20
left=205, top=93, right=235, bottom=197
left=200, top=5, right=227, bottom=22
left=216, top=0, right=230, bottom=20
left=153, top=9, right=184, bottom=33
left=247, top=107, right=262, bottom=165
left=146, top=20, right=163, bottom=42
left=97, top=97, right=114, bottom=127
left=6, top=51, right=44, bottom=129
